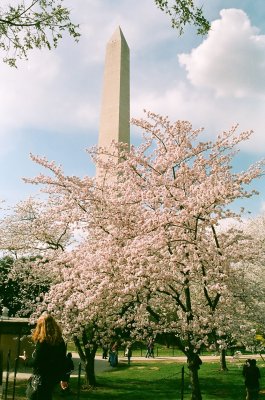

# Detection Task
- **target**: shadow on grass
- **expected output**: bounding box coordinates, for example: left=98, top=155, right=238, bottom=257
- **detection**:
left=4, top=361, right=265, bottom=400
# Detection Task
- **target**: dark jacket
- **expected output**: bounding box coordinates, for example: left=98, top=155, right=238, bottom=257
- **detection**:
left=31, top=340, right=67, bottom=384
left=244, top=365, right=261, bottom=389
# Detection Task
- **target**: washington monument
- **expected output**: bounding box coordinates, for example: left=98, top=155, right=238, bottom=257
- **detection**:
left=97, top=26, right=130, bottom=177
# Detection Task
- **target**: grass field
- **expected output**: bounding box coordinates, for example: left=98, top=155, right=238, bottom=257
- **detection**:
left=3, top=359, right=265, bottom=399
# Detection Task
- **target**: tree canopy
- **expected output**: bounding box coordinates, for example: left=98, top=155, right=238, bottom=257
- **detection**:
left=4, top=111, right=261, bottom=397
left=0, top=0, right=79, bottom=66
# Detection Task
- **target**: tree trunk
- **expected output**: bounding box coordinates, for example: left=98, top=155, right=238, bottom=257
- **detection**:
left=73, top=334, right=97, bottom=388
left=187, top=356, right=202, bottom=400
left=84, top=351, right=96, bottom=387
left=219, top=348, right=228, bottom=371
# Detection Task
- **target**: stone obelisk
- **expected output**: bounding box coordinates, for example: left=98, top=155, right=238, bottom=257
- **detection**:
left=96, top=26, right=130, bottom=178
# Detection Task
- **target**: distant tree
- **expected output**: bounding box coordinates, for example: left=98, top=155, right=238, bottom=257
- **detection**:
left=0, top=256, right=14, bottom=312
left=0, top=196, right=72, bottom=317
left=0, top=0, right=79, bottom=67
left=154, top=0, right=210, bottom=35
left=0, top=197, right=71, bottom=258
left=0, top=256, right=52, bottom=317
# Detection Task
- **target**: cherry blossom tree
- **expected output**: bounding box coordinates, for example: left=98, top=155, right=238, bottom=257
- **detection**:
left=5, top=112, right=263, bottom=397
left=87, top=111, right=263, bottom=397
left=37, top=246, right=131, bottom=387
left=0, top=197, right=72, bottom=317
left=0, top=196, right=72, bottom=257
left=236, top=215, right=265, bottom=351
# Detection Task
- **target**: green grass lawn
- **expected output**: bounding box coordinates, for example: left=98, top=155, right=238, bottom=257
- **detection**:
left=4, top=359, right=265, bottom=399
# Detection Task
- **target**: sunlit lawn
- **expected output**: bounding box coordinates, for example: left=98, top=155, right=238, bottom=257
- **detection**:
left=4, top=359, right=265, bottom=399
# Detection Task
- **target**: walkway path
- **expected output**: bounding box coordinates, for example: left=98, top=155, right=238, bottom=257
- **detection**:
left=4, top=352, right=262, bottom=382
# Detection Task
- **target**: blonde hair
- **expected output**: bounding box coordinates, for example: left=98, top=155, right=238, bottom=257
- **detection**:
left=32, top=314, right=63, bottom=345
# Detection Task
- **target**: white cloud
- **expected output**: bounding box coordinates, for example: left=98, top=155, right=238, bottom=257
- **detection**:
left=130, top=8, right=265, bottom=153
left=178, top=9, right=265, bottom=98
left=132, top=79, right=265, bottom=153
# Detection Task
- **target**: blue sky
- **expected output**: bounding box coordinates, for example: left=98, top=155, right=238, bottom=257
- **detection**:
left=1, top=0, right=265, bottom=216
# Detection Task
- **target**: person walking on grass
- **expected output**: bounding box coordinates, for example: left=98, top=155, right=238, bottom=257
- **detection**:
left=145, top=339, right=155, bottom=358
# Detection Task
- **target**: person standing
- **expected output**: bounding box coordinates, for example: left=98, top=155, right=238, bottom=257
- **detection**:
left=109, top=342, right=118, bottom=367
left=125, top=344, right=132, bottom=365
left=243, top=359, right=261, bottom=400
left=24, top=314, right=68, bottom=400
left=102, top=344, right=109, bottom=359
